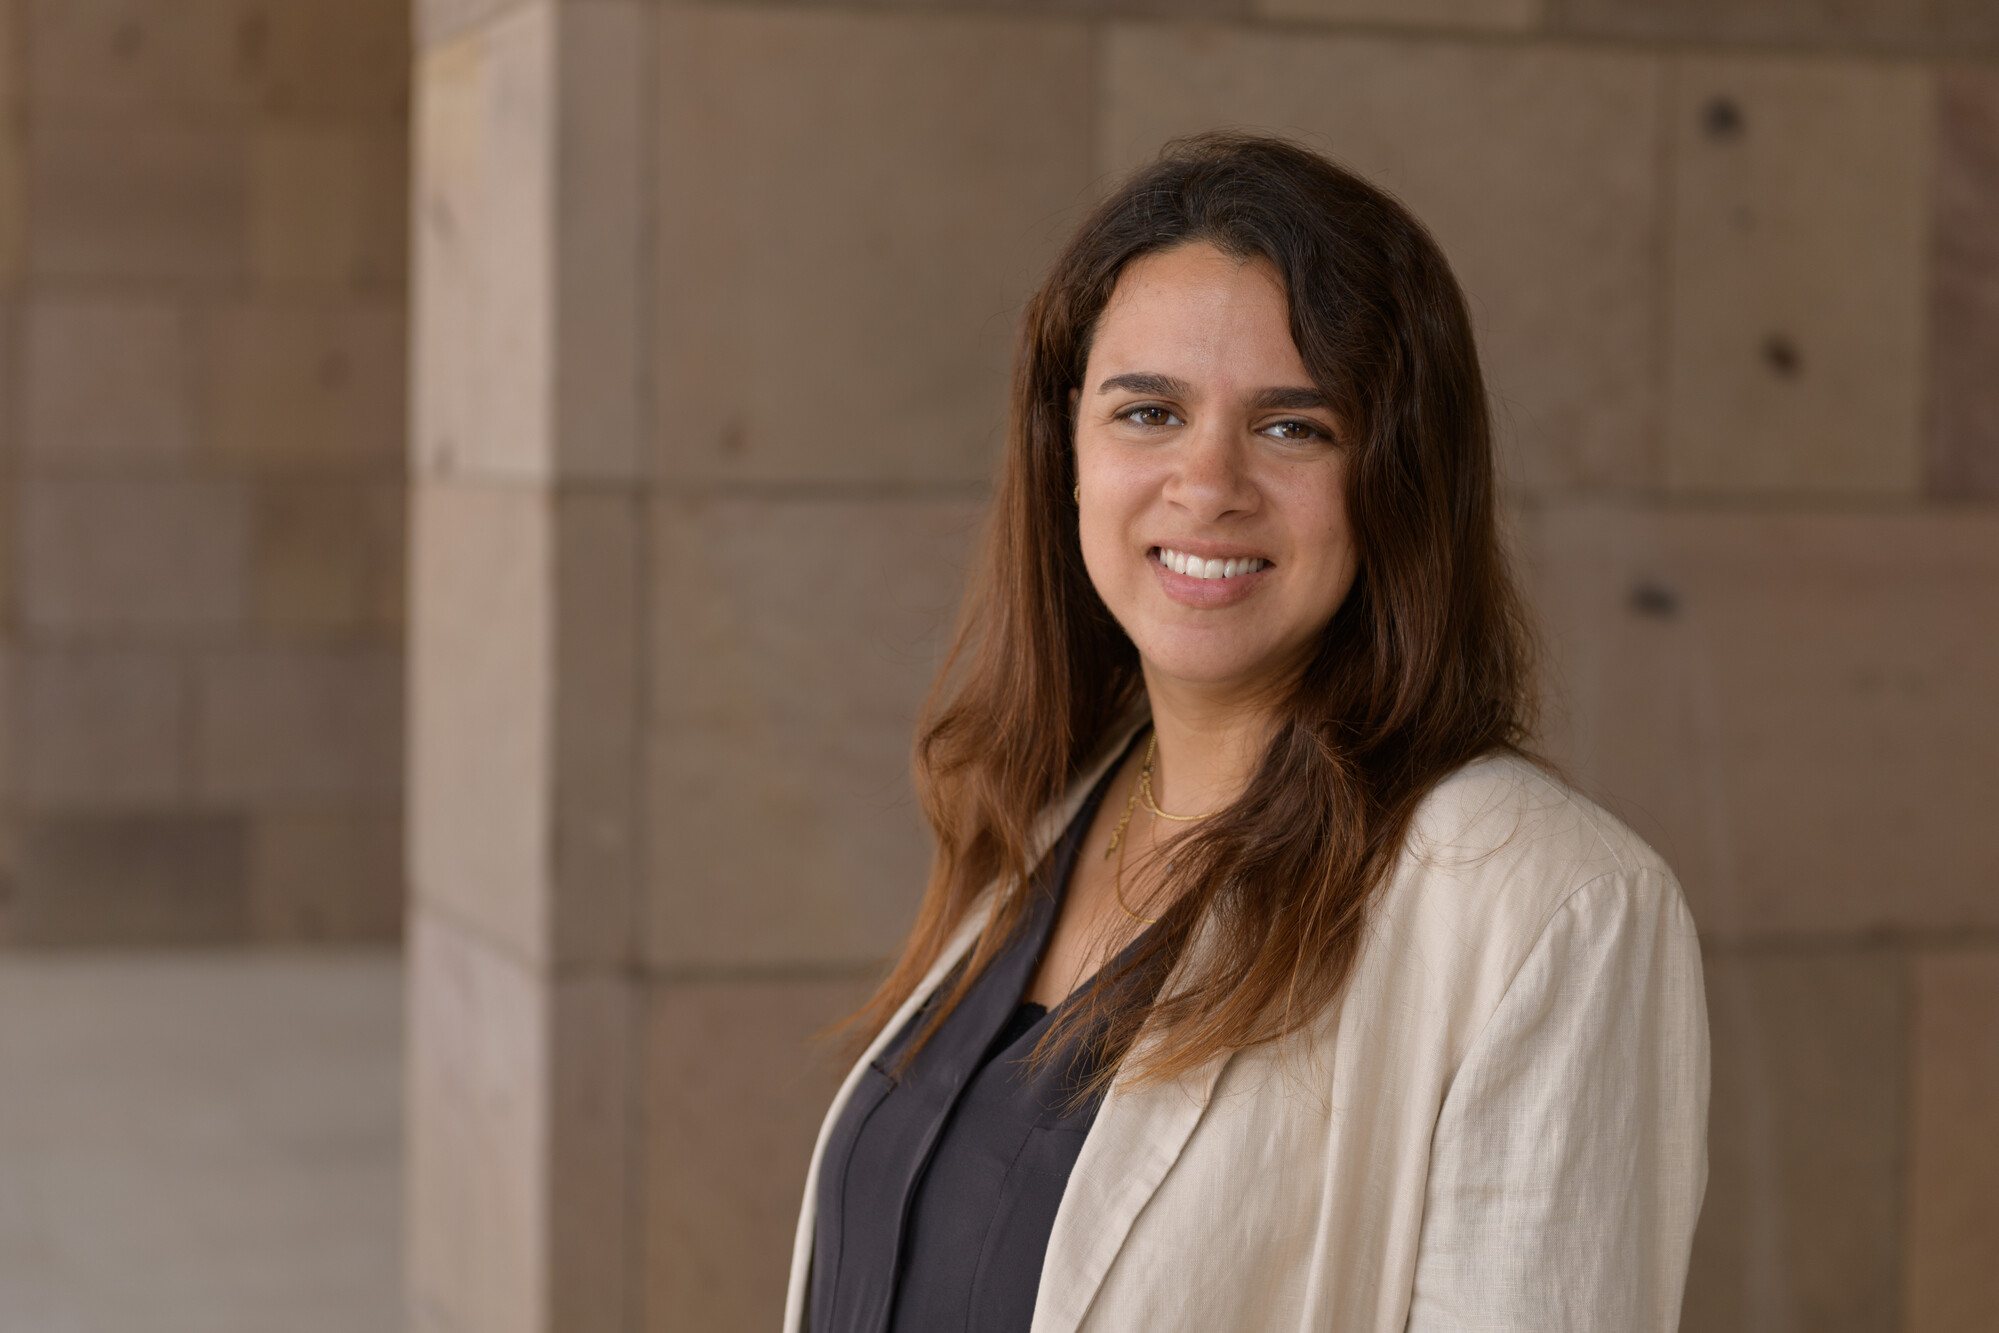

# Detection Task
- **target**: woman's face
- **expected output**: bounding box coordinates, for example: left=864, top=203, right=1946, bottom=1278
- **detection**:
left=1074, top=242, right=1358, bottom=699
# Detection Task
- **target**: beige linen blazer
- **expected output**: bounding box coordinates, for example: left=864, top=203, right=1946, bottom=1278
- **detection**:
left=784, top=739, right=1710, bottom=1332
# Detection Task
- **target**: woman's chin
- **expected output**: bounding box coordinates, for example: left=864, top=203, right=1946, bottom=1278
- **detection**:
left=1132, top=639, right=1300, bottom=698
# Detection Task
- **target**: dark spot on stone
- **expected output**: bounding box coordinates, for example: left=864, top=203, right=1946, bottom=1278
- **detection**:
left=1627, top=581, right=1680, bottom=620
left=318, top=353, right=352, bottom=391
left=236, top=11, right=270, bottom=71
left=110, top=22, right=146, bottom=60
left=1702, top=96, right=1745, bottom=142
left=1762, top=334, right=1802, bottom=379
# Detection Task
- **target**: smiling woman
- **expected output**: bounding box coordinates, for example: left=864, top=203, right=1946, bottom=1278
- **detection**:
left=788, top=134, right=1708, bottom=1333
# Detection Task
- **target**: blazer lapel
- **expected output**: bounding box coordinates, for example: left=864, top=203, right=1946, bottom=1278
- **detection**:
left=781, top=712, right=1151, bottom=1333
left=781, top=907, right=984, bottom=1333
left=1030, top=706, right=1229, bottom=1333
left=1030, top=1045, right=1233, bottom=1333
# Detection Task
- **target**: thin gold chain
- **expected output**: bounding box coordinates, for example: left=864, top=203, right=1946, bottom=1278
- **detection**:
left=1110, top=787, right=1154, bottom=925
left=1137, top=733, right=1224, bottom=822
left=1103, top=731, right=1222, bottom=925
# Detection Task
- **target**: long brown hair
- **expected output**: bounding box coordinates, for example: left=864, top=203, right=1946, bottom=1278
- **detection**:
left=854, top=132, right=1535, bottom=1088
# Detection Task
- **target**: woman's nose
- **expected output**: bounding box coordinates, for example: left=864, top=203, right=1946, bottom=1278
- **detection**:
left=1163, top=421, right=1257, bottom=522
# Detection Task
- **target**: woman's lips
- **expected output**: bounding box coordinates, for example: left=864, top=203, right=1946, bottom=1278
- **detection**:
left=1150, top=546, right=1272, bottom=608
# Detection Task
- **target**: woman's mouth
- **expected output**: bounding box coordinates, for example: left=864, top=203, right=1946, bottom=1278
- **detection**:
left=1154, top=547, right=1269, bottom=580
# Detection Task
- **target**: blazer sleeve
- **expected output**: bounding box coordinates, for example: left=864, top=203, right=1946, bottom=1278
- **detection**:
left=1404, top=867, right=1710, bottom=1333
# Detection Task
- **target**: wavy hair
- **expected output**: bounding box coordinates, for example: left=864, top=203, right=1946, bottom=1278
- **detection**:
left=851, top=132, right=1535, bottom=1088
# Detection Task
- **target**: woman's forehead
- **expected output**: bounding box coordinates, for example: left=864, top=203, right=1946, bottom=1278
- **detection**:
left=1087, top=245, right=1306, bottom=392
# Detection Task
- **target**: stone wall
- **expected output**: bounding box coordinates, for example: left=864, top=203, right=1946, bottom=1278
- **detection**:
left=0, top=0, right=412, bottom=945
left=406, top=2, right=1999, bottom=1331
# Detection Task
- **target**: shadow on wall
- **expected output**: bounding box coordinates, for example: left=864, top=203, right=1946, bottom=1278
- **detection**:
left=0, top=0, right=413, bottom=950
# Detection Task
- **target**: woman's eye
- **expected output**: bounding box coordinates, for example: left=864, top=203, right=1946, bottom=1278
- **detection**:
left=1262, top=419, right=1322, bottom=441
left=1121, top=405, right=1181, bottom=428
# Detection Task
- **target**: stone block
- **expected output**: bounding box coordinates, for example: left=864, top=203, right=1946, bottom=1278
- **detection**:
left=407, top=909, right=636, bottom=1333
left=249, top=810, right=404, bottom=942
left=24, top=299, right=195, bottom=458
left=1527, top=504, right=1999, bottom=942
left=549, top=489, right=640, bottom=965
left=1682, top=947, right=1905, bottom=1333
left=0, top=92, right=22, bottom=292
left=644, top=977, right=872, bottom=1333
left=28, top=0, right=408, bottom=119
left=203, top=300, right=407, bottom=469
left=1905, top=949, right=1999, bottom=1332
left=0, top=648, right=11, bottom=805
left=1940, top=1, right=1999, bottom=48
left=1258, top=0, right=1544, bottom=32
left=414, top=2, right=648, bottom=482
left=0, top=464, right=12, bottom=627
left=1101, top=26, right=1662, bottom=494
left=250, top=124, right=410, bottom=292
left=29, top=117, right=248, bottom=284
left=551, top=2, right=647, bottom=484
left=413, top=9, right=551, bottom=482
left=410, top=479, right=631, bottom=967
left=419, top=0, right=533, bottom=51
left=19, top=476, right=248, bottom=632
left=3, top=811, right=250, bottom=947
left=1548, top=0, right=1939, bottom=51
left=654, top=7, right=1093, bottom=484
left=194, top=646, right=402, bottom=802
left=1931, top=66, right=1999, bottom=498
left=250, top=479, right=406, bottom=638
left=1664, top=54, right=1932, bottom=495
left=406, top=909, right=545, bottom=1333
left=250, top=0, right=411, bottom=120
left=409, top=481, right=551, bottom=961
left=645, top=495, right=981, bottom=969
left=14, top=647, right=189, bottom=805
left=27, top=0, right=261, bottom=111
left=547, top=956, right=637, bottom=1333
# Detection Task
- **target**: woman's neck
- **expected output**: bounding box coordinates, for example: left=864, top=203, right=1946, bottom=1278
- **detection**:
left=1139, top=666, right=1285, bottom=816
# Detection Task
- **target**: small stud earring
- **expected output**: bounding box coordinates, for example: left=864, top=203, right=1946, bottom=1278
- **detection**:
left=1073, top=484, right=1080, bottom=503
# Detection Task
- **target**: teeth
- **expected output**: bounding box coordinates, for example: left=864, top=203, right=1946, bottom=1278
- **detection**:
left=1157, top=548, right=1266, bottom=581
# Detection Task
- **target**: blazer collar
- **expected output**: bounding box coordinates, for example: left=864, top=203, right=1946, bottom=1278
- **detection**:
left=1029, top=914, right=1235, bottom=1333
left=1028, top=702, right=1236, bottom=1333
left=781, top=708, right=1154, bottom=1333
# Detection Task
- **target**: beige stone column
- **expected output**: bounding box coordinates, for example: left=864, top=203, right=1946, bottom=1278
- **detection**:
left=408, top=0, right=1094, bottom=1328
left=408, top=2, right=646, bottom=1329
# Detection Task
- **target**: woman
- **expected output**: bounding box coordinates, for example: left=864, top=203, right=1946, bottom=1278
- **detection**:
left=787, top=134, right=1707, bottom=1333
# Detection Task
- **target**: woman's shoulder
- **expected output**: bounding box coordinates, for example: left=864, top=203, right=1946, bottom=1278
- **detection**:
left=1385, top=750, right=1687, bottom=948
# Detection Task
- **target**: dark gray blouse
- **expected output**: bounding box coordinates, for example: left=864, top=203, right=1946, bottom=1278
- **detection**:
left=807, top=760, right=1129, bottom=1333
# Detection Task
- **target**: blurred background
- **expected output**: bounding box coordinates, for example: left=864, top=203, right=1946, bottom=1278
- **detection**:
left=0, top=0, right=1992, bottom=1330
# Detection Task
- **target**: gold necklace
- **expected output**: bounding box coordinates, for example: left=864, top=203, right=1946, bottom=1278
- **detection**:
left=1102, top=732, right=1220, bottom=925
left=1137, top=737, right=1224, bottom=822
left=1104, top=770, right=1153, bottom=924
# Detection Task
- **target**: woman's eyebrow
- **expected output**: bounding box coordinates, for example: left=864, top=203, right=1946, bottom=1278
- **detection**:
left=1249, top=386, right=1331, bottom=411
left=1095, top=374, right=1328, bottom=412
left=1097, top=371, right=1192, bottom=397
